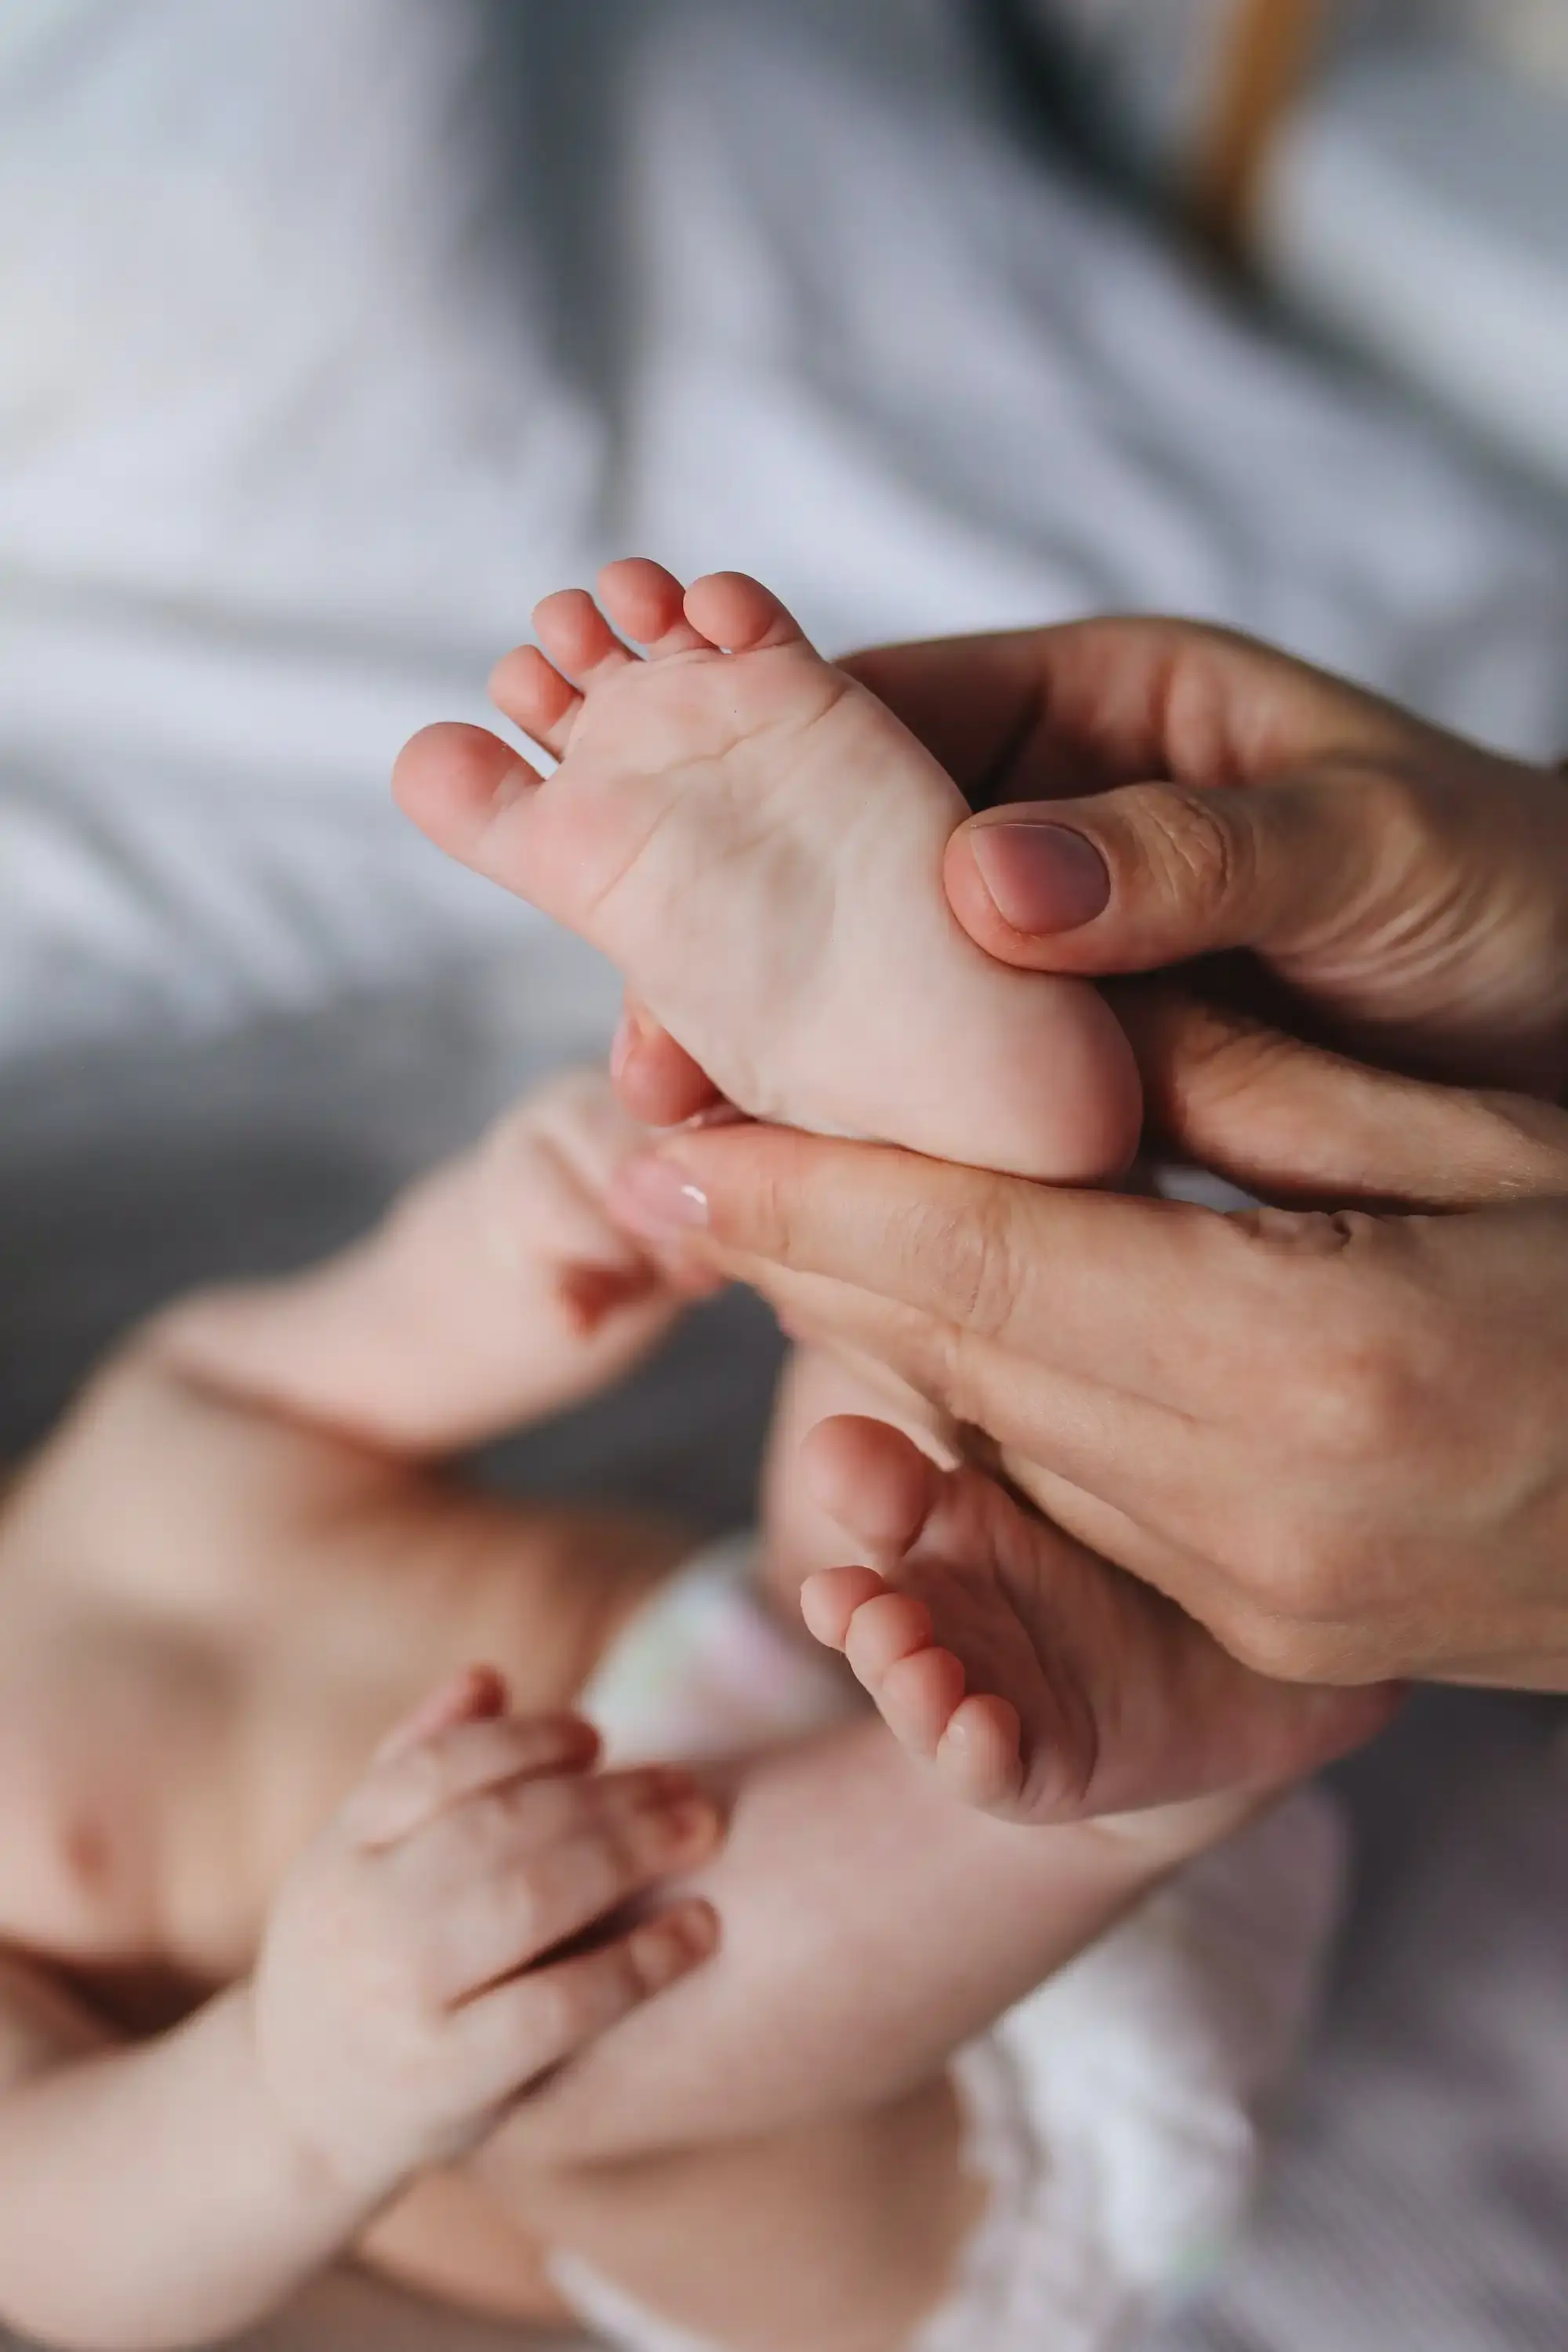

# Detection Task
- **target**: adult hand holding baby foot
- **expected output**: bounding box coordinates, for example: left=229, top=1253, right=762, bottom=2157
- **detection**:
left=619, top=619, right=1568, bottom=1719
left=394, top=560, right=1142, bottom=1183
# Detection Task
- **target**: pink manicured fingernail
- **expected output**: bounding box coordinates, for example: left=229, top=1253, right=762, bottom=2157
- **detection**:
left=677, top=1102, right=750, bottom=1132
left=613, top=1152, right=710, bottom=1237
left=608, top=1011, right=634, bottom=1082
left=969, top=822, right=1110, bottom=934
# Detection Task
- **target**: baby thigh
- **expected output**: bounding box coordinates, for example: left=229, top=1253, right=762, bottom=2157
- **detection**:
left=484, top=2077, right=978, bottom=2352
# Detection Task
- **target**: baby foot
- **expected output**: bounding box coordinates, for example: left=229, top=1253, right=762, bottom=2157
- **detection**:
left=157, top=1068, right=693, bottom=1453
left=394, top=561, right=1141, bottom=1181
left=800, top=1415, right=1399, bottom=1824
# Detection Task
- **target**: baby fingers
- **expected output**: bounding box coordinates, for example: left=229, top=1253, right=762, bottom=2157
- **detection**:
left=456, top=1897, right=718, bottom=2089
left=390, top=1762, right=721, bottom=2006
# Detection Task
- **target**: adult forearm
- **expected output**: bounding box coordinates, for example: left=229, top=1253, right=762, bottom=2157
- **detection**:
left=0, top=1986, right=376, bottom=2351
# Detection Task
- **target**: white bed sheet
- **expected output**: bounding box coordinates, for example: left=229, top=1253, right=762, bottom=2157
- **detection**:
left=3, top=0, right=1566, bottom=1073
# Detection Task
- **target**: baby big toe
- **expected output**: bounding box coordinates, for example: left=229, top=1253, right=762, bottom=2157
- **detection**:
left=394, top=723, right=542, bottom=869
left=804, top=1415, right=939, bottom=1568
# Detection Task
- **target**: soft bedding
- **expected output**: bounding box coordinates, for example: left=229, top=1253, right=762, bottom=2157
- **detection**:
left=4, top=0, right=1567, bottom=1065
left=2, top=4, right=1566, bottom=2347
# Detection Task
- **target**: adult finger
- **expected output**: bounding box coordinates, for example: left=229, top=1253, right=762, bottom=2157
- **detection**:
left=945, top=760, right=1439, bottom=986
left=611, top=994, right=720, bottom=1127
left=844, top=615, right=1422, bottom=811
left=610, top=1123, right=1312, bottom=1410
left=1117, top=985, right=1568, bottom=1208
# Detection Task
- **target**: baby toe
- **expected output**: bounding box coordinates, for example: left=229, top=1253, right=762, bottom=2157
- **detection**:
left=841, top=1589, right=935, bottom=1687
left=532, top=588, right=636, bottom=684
left=874, top=1645, right=969, bottom=1759
left=598, top=558, right=709, bottom=657
left=393, top=723, right=542, bottom=866
left=804, top=1415, right=938, bottom=1568
left=935, top=1694, right=1025, bottom=1814
left=683, top=571, right=808, bottom=654
left=489, top=644, right=583, bottom=758
left=800, top=1563, right=886, bottom=1651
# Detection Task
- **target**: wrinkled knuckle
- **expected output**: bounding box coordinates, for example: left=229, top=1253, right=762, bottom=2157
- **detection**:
left=1354, top=762, right=1434, bottom=860
left=1138, top=783, right=1250, bottom=921
left=744, top=1153, right=810, bottom=1265
left=1229, top=1210, right=1430, bottom=1458
left=1229, top=1202, right=1363, bottom=1268
left=902, top=1192, right=1021, bottom=1344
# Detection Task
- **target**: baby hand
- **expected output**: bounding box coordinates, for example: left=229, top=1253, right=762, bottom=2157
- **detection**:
left=154, top=1065, right=710, bottom=1457
left=249, top=1668, right=719, bottom=2201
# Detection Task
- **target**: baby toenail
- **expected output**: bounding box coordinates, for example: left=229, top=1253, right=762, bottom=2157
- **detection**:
left=969, top=822, right=1111, bottom=934
left=613, top=1152, right=710, bottom=1236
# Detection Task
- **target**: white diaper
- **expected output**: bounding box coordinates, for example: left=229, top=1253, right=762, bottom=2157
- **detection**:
left=558, top=1541, right=1345, bottom=2352
left=575, top=1531, right=863, bottom=1766
left=914, top=1786, right=1345, bottom=2352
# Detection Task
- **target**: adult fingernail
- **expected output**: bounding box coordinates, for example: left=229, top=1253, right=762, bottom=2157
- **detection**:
left=608, top=1010, right=635, bottom=1082
left=968, top=822, right=1110, bottom=934
left=676, top=1101, right=750, bottom=1132
left=613, top=1151, right=710, bottom=1236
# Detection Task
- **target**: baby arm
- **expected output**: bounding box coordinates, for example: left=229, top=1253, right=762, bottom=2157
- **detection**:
left=0, top=1676, right=717, bottom=2352
left=0, top=1955, right=380, bottom=2352
left=154, top=1068, right=691, bottom=1456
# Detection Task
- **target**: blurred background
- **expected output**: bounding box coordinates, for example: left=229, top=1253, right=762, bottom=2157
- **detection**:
left=1, top=6, right=1566, bottom=2348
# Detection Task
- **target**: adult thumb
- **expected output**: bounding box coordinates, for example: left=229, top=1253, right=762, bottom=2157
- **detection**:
left=945, top=770, right=1382, bottom=982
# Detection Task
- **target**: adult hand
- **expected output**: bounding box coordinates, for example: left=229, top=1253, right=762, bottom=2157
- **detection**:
left=610, top=1063, right=1568, bottom=1693
left=887, top=616, right=1568, bottom=1094
left=608, top=618, right=1568, bottom=1693
left=613, top=615, right=1568, bottom=1123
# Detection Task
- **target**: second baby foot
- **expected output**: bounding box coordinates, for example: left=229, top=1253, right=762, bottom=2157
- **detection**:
left=394, top=562, right=1141, bottom=1181
left=799, top=1414, right=1400, bottom=1825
